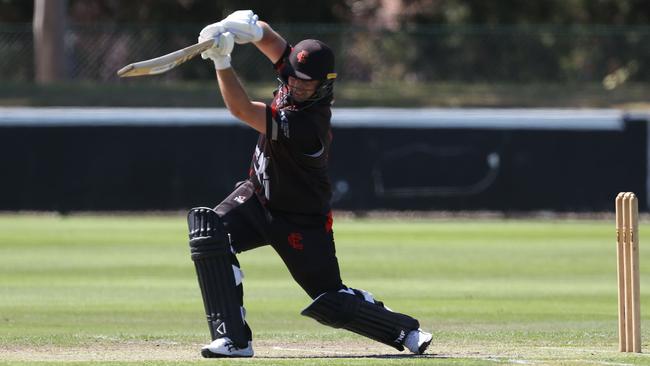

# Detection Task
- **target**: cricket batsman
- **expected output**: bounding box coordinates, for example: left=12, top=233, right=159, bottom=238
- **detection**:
left=187, top=10, right=432, bottom=358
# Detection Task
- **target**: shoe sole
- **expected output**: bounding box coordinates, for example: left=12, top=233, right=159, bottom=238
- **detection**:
left=201, top=348, right=253, bottom=358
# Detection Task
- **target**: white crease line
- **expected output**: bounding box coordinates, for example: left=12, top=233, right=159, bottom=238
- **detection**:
left=509, top=360, right=536, bottom=365
left=480, top=357, right=537, bottom=365
left=270, top=346, right=359, bottom=356
left=561, top=360, right=633, bottom=366
left=480, top=358, right=499, bottom=363
left=480, top=354, right=635, bottom=366
left=537, top=347, right=650, bottom=357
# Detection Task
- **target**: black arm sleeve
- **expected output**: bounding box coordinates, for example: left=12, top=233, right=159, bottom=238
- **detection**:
left=273, top=44, right=293, bottom=70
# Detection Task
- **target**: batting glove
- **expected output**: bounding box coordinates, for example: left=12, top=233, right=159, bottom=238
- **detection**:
left=221, top=10, right=263, bottom=44
left=198, top=31, right=235, bottom=70
left=200, top=10, right=263, bottom=46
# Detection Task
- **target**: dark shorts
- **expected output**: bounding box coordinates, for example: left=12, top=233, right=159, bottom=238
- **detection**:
left=214, top=180, right=343, bottom=299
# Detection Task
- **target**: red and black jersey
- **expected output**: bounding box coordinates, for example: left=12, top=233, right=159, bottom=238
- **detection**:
left=249, top=92, right=332, bottom=215
left=248, top=52, right=333, bottom=215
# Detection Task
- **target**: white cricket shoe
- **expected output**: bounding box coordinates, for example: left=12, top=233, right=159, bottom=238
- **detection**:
left=200, top=337, right=254, bottom=358
left=404, top=328, right=432, bottom=354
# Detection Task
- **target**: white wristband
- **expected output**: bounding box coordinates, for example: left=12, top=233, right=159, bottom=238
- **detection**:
left=213, top=55, right=231, bottom=70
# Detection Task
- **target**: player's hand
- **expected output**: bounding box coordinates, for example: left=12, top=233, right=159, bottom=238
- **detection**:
left=219, top=10, right=264, bottom=45
left=198, top=31, right=235, bottom=70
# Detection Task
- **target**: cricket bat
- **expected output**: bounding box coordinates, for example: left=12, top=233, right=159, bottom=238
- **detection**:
left=117, top=39, right=215, bottom=77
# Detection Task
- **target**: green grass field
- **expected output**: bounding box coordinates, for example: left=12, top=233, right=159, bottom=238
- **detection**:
left=1, top=214, right=649, bottom=365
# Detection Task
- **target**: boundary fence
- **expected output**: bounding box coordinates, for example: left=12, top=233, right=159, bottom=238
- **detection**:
left=1, top=107, right=648, bottom=212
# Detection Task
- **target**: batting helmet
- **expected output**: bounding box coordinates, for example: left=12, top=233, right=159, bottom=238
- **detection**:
left=279, top=39, right=337, bottom=106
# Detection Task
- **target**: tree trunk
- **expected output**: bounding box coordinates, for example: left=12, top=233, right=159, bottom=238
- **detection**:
left=33, top=0, right=67, bottom=83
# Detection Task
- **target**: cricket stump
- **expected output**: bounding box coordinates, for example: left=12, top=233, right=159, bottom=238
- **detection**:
left=616, top=192, right=641, bottom=353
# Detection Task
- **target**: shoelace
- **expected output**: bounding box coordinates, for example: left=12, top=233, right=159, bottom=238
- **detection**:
left=225, top=341, right=237, bottom=351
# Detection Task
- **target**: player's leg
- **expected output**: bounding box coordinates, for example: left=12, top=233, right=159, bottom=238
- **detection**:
left=188, top=181, right=269, bottom=358
left=268, top=211, right=343, bottom=298
left=188, top=207, right=252, bottom=357
left=302, top=288, right=432, bottom=354
left=270, top=212, right=431, bottom=354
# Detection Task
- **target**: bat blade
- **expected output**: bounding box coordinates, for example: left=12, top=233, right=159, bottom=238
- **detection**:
left=117, top=39, right=215, bottom=78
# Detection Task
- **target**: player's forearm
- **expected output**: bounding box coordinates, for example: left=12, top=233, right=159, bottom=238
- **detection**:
left=253, top=21, right=288, bottom=64
left=216, top=68, right=266, bottom=133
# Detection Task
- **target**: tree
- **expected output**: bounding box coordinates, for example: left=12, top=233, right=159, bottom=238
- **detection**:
left=33, top=0, right=67, bottom=83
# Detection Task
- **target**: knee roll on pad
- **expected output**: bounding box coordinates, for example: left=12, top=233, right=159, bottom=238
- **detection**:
left=188, top=206, right=230, bottom=258
left=188, top=207, right=250, bottom=348
left=300, top=288, right=419, bottom=351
